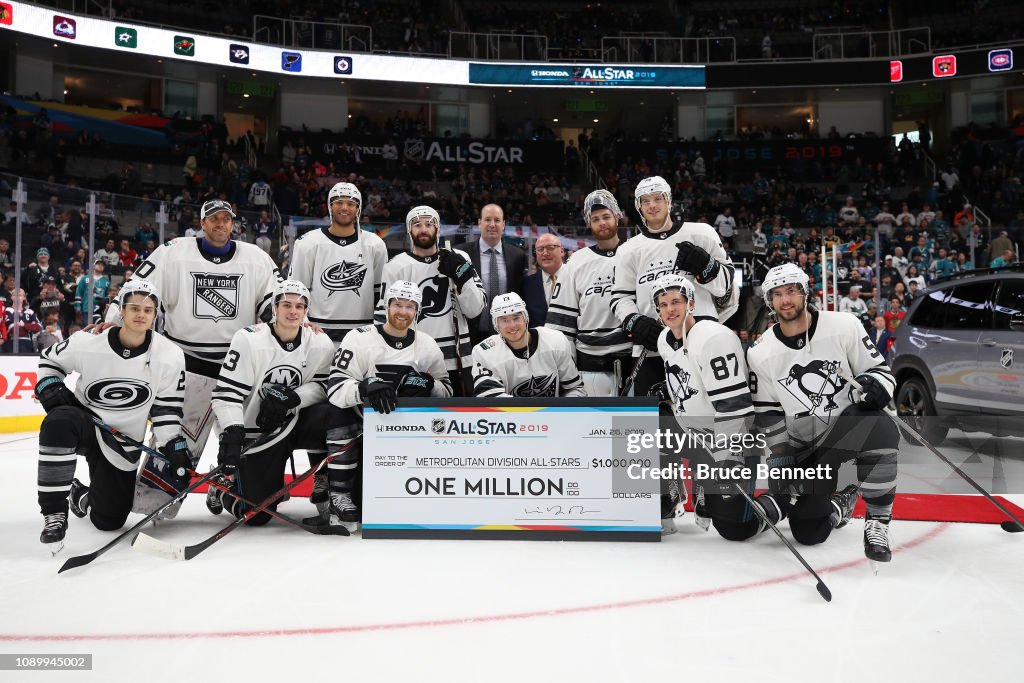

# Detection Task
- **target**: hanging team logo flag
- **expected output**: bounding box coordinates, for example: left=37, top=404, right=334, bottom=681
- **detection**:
left=932, top=55, right=957, bottom=78
left=114, top=27, right=137, bottom=49
left=53, top=15, right=77, bottom=39
left=0, top=2, right=13, bottom=26
left=174, top=35, right=195, bottom=56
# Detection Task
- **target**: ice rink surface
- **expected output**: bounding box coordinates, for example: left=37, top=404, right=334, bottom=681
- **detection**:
left=2, top=429, right=1023, bottom=683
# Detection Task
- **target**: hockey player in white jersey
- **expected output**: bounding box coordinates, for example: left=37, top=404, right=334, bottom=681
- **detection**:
left=375, top=205, right=486, bottom=395
left=472, top=292, right=586, bottom=398
left=205, top=280, right=338, bottom=527
left=748, top=263, right=898, bottom=561
left=35, top=280, right=189, bottom=552
left=104, top=199, right=280, bottom=514
left=312, top=280, right=452, bottom=532
left=610, top=176, right=738, bottom=397
left=546, top=190, right=631, bottom=396
left=288, top=182, right=388, bottom=345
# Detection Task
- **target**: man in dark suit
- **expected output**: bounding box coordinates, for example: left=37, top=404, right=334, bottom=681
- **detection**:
left=461, top=204, right=527, bottom=344
left=522, top=232, right=565, bottom=326
left=866, top=315, right=893, bottom=363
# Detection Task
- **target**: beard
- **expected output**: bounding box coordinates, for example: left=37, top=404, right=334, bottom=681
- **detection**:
left=776, top=300, right=806, bottom=322
left=412, top=231, right=437, bottom=250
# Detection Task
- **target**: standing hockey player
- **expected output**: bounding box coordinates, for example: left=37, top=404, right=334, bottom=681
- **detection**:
left=315, top=280, right=452, bottom=532
left=611, top=176, right=737, bottom=396
left=546, top=190, right=632, bottom=396
left=375, top=205, right=486, bottom=394
left=288, top=182, right=388, bottom=345
left=748, top=263, right=898, bottom=561
left=104, top=199, right=280, bottom=515
left=207, top=280, right=337, bottom=527
left=35, top=280, right=188, bottom=552
left=472, top=292, right=586, bottom=398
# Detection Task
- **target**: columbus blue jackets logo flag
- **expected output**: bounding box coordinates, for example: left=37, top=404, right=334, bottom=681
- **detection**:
left=319, top=261, right=367, bottom=295
left=512, top=375, right=557, bottom=397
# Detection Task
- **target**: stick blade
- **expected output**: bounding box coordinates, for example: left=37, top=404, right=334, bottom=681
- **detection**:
left=131, top=532, right=186, bottom=560
left=1000, top=521, right=1024, bottom=533
left=816, top=582, right=832, bottom=602
left=58, top=553, right=96, bottom=574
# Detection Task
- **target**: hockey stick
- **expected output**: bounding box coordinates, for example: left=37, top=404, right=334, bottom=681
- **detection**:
left=89, top=415, right=187, bottom=477
left=884, top=407, right=1024, bottom=533
left=202, top=473, right=331, bottom=535
left=132, top=452, right=343, bottom=561
left=57, top=465, right=226, bottom=574
left=619, top=347, right=650, bottom=397
left=443, top=239, right=466, bottom=390
left=732, top=483, right=832, bottom=602
left=59, top=425, right=289, bottom=573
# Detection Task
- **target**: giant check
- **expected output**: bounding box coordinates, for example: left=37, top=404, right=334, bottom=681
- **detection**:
left=363, top=398, right=661, bottom=541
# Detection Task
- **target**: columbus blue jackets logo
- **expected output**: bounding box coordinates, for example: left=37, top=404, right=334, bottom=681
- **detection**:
left=85, top=379, right=152, bottom=411
left=779, top=360, right=847, bottom=422
left=417, top=276, right=452, bottom=319
left=512, top=375, right=557, bottom=397
left=192, top=272, right=241, bottom=321
left=320, top=260, right=367, bottom=295
left=665, top=364, right=699, bottom=412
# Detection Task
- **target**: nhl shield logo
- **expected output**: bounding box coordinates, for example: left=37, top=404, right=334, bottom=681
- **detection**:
left=432, top=418, right=446, bottom=434
left=404, top=139, right=425, bottom=162
left=192, top=272, right=241, bottom=321
left=1001, top=348, right=1014, bottom=369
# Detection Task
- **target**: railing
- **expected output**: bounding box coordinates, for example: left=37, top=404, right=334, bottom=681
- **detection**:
left=448, top=31, right=549, bottom=61
left=252, top=15, right=372, bottom=52
left=813, top=26, right=931, bottom=61
left=29, top=0, right=111, bottom=16
left=579, top=146, right=604, bottom=191
left=600, top=35, right=736, bottom=64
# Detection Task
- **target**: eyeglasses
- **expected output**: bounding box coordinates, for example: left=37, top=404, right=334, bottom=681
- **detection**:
left=535, top=245, right=563, bottom=253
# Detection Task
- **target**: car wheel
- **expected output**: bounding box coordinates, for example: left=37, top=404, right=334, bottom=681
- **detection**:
left=895, top=375, right=948, bottom=445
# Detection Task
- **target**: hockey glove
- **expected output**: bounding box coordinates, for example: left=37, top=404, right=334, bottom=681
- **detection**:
left=359, top=376, right=398, bottom=414
left=397, top=370, right=435, bottom=397
left=648, top=381, right=675, bottom=417
left=675, top=241, right=721, bottom=284
left=35, top=376, right=78, bottom=413
left=218, top=425, right=247, bottom=471
left=621, top=313, right=662, bottom=351
left=256, top=384, right=301, bottom=431
left=854, top=373, right=891, bottom=411
left=158, top=436, right=193, bottom=477
left=437, top=249, right=476, bottom=290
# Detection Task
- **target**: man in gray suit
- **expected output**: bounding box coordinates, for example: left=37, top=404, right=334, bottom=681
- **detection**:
left=460, top=203, right=527, bottom=344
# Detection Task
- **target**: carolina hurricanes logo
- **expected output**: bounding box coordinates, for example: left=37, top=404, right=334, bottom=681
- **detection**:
left=779, top=360, right=847, bottom=422
left=665, top=364, right=699, bottom=412
left=85, top=379, right=152, bottom=411
left=417, top=275, right=452, bottom=319
left=512, top=375, right=557, bottom=397
left=320, top=261, right=367, bottom=295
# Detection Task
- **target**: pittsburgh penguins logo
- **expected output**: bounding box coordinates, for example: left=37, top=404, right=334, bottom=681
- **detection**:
left=417, top=275, right=452, bottom=319
left=259, top=365, right=302, bottom=397
left=85, top=379, right=152, bottom=411
left=664, top=364, right=699, bottom=412
left=320, top=260, right=367, bottom=295
left=779, top=360, right=847, bottom=422
left=512, top=375, right=557, bottom=397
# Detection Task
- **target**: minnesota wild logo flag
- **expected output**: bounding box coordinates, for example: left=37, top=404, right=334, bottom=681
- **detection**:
left=174, top=35, right=195, bottom=56
left=115, top=27, right=137, bottom=49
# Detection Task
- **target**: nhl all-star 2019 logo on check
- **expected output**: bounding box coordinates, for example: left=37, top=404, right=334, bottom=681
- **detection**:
left=192, top=272, right=240, bottom=320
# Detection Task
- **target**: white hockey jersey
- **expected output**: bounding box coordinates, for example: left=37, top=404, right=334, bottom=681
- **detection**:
left=747, top=310, right=896, bottom=451
left=374, top=250, right=487, bottom=371
left=545, top=245, right=631, bottom=362
left=611, top=221, right=738, bottom=357
left=657, top=321, right=754, bottom=461
left=210, top=324, right=336, bottom=454
left=327, top=324, right=452, bottom=409
left=471, top=327, right=586, bottom=398
left=288, top=227, right=388, bottom=344
left=107, top=237, right=280, bottom=371
left=37, top=329, right=186, bottom=471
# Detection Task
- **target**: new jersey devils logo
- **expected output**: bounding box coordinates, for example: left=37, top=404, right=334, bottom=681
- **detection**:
left=320, top=261, right=367, bottom=295
left=779, top=360, right=847, bottom=422
left=417, top=275, right=452, bottom=319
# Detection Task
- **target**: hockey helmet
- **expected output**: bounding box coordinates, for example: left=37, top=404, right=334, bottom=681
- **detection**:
left=273, top=279, right=310, bottom=307
left=406, top=205, right=441, bottom=233
left=490, top=292, right=528, bottom=329
left=119, top=279, right=161, bottom=309
left=651, top=273, right=695, bottom=311
left=385, top=280, right=423, bottom=310
left=633, top=175, right=672, bottom=226
left=328, top=182, right=362, bottom=221
left=762, top=263, right=809, bottom=309
left=583, top=189, right=624, bottom=225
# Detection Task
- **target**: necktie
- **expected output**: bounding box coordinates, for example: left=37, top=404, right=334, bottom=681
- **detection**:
left=548, top=273, right=557, bottom=303
left=488, top=248, right=499, bottom=301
